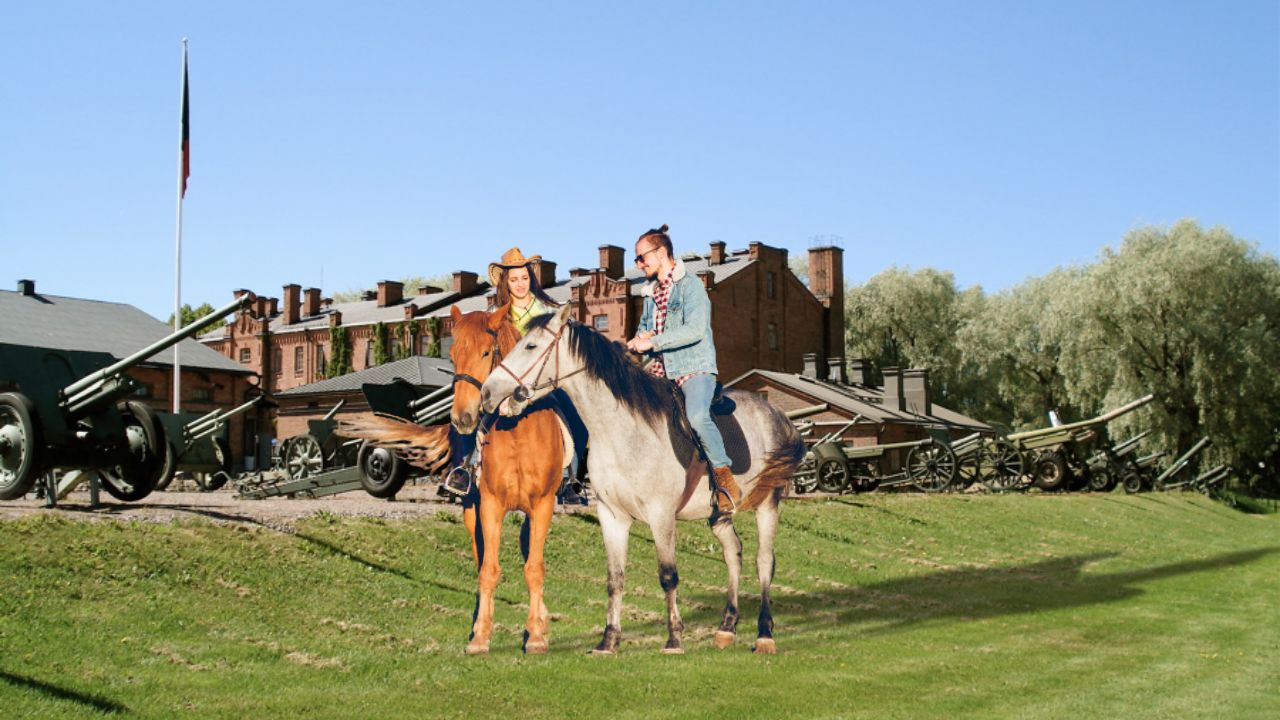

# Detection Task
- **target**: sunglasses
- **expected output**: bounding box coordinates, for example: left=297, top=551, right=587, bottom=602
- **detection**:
left=634, top=246, right=660, bottom=265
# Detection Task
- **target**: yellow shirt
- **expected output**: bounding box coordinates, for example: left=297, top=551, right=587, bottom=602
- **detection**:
left=510, top=297, right=550, bottom=336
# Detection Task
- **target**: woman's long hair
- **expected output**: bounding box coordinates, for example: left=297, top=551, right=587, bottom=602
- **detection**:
left=494, top=264, right=560, bottom=309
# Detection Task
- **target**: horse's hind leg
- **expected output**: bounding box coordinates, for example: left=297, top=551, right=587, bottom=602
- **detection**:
left=592, top=502, right=631, bottom=655
left=752, top=492, right=782, bottom=654
left=466, top=493, right=505, bottom=654
left=521, top=496, right=555, bottom=654
left=652, top=515, right=685, bottom=655
left=710, top=518, right=743, bottom=649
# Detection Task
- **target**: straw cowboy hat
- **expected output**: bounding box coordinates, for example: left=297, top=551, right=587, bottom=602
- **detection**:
left=487, top=247, right=542, bottom=288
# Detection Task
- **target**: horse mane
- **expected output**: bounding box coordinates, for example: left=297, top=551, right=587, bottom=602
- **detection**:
left=453, top=308, right=521, bottom=358
left=525, top=313, right=674, bottom=425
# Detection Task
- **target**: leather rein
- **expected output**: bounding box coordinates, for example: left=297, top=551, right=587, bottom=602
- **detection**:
left=494, top=321, right=585, bottom=405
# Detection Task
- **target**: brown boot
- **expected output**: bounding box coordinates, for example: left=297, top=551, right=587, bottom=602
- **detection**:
left=712, top=466, right=742, bottom=515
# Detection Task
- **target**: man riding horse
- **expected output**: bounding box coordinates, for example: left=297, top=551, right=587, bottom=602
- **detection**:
left=625, top=224, right=742, bottom=516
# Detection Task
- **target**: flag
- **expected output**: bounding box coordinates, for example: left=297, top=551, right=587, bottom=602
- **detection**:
left=180, top=46, right=190, bottom=197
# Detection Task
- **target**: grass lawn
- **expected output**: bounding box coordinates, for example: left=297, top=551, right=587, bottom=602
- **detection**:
left=1, top=493, right=1276, bottom=719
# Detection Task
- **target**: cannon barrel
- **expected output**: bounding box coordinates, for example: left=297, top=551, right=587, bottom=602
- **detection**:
left=1155, top=436, right=1212, bottom=483
left=186, top=396, right=262, bottom=437
left=321, top=400, right=346, bottom=422
left=1111, top=430, right=1152, bottom=455
left=409, top=384, right=452, bottom=409
left=61, top=293, right=254, bottom=400
left=1006, top=394, right=1155, bottom=443
left=785, top=403, right=829, bottom=421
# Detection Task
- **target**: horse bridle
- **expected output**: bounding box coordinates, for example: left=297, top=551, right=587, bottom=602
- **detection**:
left=493, top=321, right=585, bottom=405
left=452, top=326, right=501, bottom=392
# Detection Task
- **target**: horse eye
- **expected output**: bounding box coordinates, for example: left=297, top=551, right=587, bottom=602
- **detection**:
left=525, top=342, right=536, bottom=350
left=481, top=350, right=490, bottom=358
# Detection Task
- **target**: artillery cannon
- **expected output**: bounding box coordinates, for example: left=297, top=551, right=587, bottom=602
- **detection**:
left=1003, top=394, right=1155, bottom=491
left=1128, top=436, right=1213, bottom=493
left=1080, top=430, right=1152, bottom=492
left=154, top=395, right=266, bottom=492
left=280, top=400, right=359, bottom=481
left=0, top=293, right=254, bottom=502
left=793, top=414, right=958, bottom=495
left=354, top=379, right=452, bottom=498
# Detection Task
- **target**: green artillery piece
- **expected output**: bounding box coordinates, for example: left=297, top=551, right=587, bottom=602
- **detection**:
left=280, top=400, right=359, bottom=481
left=1003, top=394, right=1156, bottom=492
left=950, top=432, right=1024, bottom=492
left=1123, top=450, right=1168, bottom=493
left=354, top=380, right=452, bottom=498
left=1145, top=436, right=1213, bottom=492
left=0, top=293, right=254, bottom=503
left=1081, top=430, right=1152, bottom=492
left=154, top=395, right=266, bottom=492
left=1189, top=464, right=1230, bottom=495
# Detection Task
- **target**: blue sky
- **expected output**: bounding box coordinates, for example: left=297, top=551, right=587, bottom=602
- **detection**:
left=3, top=1, right=1276, bottom=321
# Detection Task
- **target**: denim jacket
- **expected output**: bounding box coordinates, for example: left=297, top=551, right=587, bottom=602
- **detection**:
left=637, top=258, right=718, bottom=378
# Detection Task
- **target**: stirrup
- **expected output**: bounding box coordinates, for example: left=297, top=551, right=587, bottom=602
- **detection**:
left=441, top=466, right=473, bottom=497
left=713, top=485, right=739, bottom=516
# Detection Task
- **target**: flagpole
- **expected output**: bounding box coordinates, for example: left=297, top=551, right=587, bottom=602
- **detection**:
left=173, top=38, right=188, bottom=414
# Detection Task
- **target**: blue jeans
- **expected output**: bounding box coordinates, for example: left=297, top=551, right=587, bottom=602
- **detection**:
left=682, top=373, right=730, bottom=469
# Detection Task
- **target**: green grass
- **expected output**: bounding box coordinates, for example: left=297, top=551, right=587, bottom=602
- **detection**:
left=1, top=494, right=1277, bottom=719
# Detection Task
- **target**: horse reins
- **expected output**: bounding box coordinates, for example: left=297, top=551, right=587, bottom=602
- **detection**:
left=494, top=321, right=585, bottom=405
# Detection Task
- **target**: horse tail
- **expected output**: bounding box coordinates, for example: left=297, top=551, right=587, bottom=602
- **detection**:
left=739, top=426, right=806, bottom=512
left=337, top=413, right=452, bottom=472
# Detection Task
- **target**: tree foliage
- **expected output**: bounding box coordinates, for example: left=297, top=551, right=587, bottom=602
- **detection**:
left=332, top=274, right=452, bottom=304
left=166, top=302, right=225, bottom=333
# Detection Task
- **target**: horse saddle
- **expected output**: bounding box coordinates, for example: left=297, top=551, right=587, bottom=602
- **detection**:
left=669, top=380, right=737, bottom=463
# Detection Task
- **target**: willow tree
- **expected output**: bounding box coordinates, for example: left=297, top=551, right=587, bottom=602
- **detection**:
left=1060, top=220, right=1280, bottom=473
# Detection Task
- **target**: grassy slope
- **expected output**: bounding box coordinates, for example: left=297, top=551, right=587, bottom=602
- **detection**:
left=0, top=494, right=1276, bottom=719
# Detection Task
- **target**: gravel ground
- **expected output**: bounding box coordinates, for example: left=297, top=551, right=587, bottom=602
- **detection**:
left=0, top=477, right=593, bottom=531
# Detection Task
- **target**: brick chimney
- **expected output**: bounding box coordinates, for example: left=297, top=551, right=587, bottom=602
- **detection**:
left=535, top=260, right=557, bottom=288
left=709, top=241, right=726, bottom=265
left=403, top=305, right=417, bottom=321
left=452, top=270, right=478, bottom=295
left=808, top=245, right=845, bottom=369
left=329, top=310, right=343, bottom=327
left=802, top=352, right=821, bottom=379
left=17, top=279, right=35, bottom=296
left=303, top=287, right=321, bottom=317
left=697, top=270, right=715, bottom=291
left=377, top=280, right=404, bottom=308
left=599, top=245, right=625, bottom=279
left=881, top=367, right=905, bottom=412
left=848, top=358, right=870, bottom=386
left=903, top=368, right=932, bottom=416
left=417, top=285, right=443, bottom=296
left=827, top=357, right=847, bottom=385
left=282, top=284, right=301, bottom=325
left=267, top=297, right=279, bottom=316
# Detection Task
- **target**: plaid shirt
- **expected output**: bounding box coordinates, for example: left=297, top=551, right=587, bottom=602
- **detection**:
left=647, top=267, right=695, bottom=386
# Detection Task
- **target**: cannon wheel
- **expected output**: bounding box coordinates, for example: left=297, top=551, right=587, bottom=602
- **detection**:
left=907, top=441, right=957, bottom=493
left=792, top=453, right=818, bottom=494
left=1122, top=472, right=1147, bottom=494
left=815, top=456, right=850, bottom=494
left=99, top=401, right=167, bottom=502
left=1032, top=451, right=1071, bottom=491
left=982, top=440, right=1025, bottom=492
left=195, top=438, right=234, bottom=492
left=955, top=452, right=981, bottom=490
left=285, top=434, right=325, bottom=480
left=849, top=459, right=879, bottom=492
left=358, top=441, right=408, bottom=499
left=0, top=393, right=43, bottom=501
left=153, top=441, right=180, bottom=492
left=1086, top=467, right=1113, bottom=493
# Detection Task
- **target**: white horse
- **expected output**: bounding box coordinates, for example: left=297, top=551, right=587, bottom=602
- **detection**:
left=480, top=305, right=805, bottom=654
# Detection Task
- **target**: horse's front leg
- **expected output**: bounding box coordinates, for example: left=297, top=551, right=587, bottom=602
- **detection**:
left=521, top=495, right=555, bottom=654
left=592, top=502, right=631, bottom=655
left=466, top=492, right=505, bottom=654
left=710, top=517, right=743, bottom=649
left=652, top=515, right=685, bottom=654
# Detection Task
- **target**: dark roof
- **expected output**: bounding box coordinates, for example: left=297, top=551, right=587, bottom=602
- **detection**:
left=727, top=368, right=992, bottom=433
left=277, top=356, right=454, bottom=397
left=0, top=288, right=250, bottom=374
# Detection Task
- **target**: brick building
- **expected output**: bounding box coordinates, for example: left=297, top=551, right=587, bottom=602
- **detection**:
left=202, top=241, right=846, bottom=445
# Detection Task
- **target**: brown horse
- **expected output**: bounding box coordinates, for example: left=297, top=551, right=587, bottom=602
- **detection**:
left=342, top=305, right=566, bottom=654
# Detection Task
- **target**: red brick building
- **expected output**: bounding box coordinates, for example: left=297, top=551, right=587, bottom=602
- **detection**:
left=202, top=241, right=845, bottom=444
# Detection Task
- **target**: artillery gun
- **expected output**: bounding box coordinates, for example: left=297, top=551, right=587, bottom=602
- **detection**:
left=0, top=293, right=254, bottom=502
left=793, top=413, right=958, bottom=495
left=154, top=395, right=266, bottom=492
left=1080, top=430, right=1152, bottom=492
left=354, top=379, right=452, bottom=498
left=1003, top=394, right=1155, bottom=492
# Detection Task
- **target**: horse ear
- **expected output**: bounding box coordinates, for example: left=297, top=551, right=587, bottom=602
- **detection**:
left=450, top=305, right=462, bottom=322
left=555, top=303, right=574, bottom=325
left=487, top=306, right=506, bottom=331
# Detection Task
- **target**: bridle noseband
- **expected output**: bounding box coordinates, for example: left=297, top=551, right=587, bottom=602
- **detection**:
left=494, top=321, right=584, bottom=406
left=452, top=326, right=501, bottom=392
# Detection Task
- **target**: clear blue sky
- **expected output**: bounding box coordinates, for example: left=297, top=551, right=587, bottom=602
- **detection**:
left=3, top=1, right=1276, bottom=321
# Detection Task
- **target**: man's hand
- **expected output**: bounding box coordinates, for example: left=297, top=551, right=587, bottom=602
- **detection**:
left=626, top=332, right=655, bottom=353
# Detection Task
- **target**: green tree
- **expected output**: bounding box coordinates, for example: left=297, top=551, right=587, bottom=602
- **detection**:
left=326, top=326, right=352, bottom=378
left=166, top=302, right=225, bottom=333
left=332, top=274, right=453, bottom=304
left=1059, top=220, right=1280, bottom=476
left=371, top=322, right=390, bottom=366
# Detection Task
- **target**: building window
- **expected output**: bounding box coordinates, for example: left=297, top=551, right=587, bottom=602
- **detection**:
left=364, top=340, right=373, bottom=368
left=273, top=348, right=282, bottom=375
left=766, top=271, right=776, bottom=300
left=389, top=337, right=401, bottom=359
left=238, top=348, right=251, bottom=364
left=193, top=387, right=213, bottom=402
left=294, top=346, right=304, bottom=375
left=593, top=314, right=609, bottom=332
left=316, top=344, right=328, bottom=374
left=767, top=321, right=778, bottom=350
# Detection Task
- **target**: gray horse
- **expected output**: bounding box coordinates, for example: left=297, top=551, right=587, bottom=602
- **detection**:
left=480, top=305, right=805, bottom=654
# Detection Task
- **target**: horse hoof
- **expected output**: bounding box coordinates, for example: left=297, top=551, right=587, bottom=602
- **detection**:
left=752, top=638, right=777, bottom=655
left=713, top=631, right=736, bottom=649
left=465, top=643, right=490, bottom=655
left=525, top=641, right=549, bottom=655
left=590, top=647, right=616, bottom=656
left=661, top=646, right=685, bottom=655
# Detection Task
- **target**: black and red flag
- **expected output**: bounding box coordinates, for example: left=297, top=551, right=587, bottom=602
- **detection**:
left=180, top=45, right=190, bottom=197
